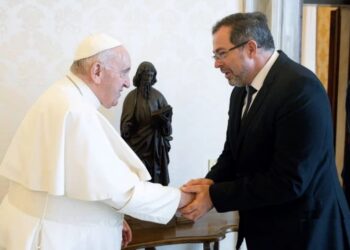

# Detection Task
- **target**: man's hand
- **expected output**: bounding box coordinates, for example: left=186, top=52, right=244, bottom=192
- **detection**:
left=180, top=179, right=214, bottom=221
left=121, top=220, right=132, bottom=248
left=183, top=178, right=214, bottom=187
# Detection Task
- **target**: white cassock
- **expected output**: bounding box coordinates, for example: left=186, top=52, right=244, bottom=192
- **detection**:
left=0, top=72, right=180, bottom=250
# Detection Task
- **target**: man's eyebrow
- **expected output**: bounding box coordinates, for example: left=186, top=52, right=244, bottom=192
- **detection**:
left=122, top=67, right=131, bottom=73
left=213, top=48, right=226, bottom=53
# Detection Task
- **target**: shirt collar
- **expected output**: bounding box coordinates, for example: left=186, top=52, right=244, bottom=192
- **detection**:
left=67, top=71, right=101, bottom=109
left=250, top=50, right=279, bottom=91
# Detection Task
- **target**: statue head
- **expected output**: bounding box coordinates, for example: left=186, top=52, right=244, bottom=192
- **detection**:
left=133, top=61, right=157, bottom=88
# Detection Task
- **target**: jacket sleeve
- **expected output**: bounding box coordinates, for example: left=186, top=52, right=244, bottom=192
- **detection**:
left=64, top=104, right=180, bottom=224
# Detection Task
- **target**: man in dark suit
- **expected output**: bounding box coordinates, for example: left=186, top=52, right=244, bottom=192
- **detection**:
left=343, top=82, right=350, bottom=206
left=181, top=12, right=350, bottom=250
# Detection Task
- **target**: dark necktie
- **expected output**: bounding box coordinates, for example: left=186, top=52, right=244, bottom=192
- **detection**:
left=242, top=85, right=257, bottom=119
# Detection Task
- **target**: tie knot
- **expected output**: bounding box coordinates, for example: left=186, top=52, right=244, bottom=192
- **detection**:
left=246, top=85, right=257, bottom=96
left=242, top=85, right=257, bottom=119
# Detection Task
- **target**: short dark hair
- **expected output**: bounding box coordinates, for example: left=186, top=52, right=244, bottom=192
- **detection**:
left=212, top=12, right=275, bottom=51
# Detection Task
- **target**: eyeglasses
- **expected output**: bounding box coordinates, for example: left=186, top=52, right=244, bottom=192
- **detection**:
left=212, top=40, right=250, bottom=60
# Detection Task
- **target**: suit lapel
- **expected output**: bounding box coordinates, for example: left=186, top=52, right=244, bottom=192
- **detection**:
left=229, top=87, right=246, bottom=158
left=231, top=87, right=246, bottom=134
left=238, top=51, right=288, bottom=141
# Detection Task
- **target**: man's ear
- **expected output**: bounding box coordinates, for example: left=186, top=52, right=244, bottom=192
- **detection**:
left=90, top=61, right=103, bottom=84
left=246, top=40, right=258, bottom=58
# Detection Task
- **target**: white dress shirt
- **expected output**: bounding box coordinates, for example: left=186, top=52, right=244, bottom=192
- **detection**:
left=242, top=50, right=279, bottom=116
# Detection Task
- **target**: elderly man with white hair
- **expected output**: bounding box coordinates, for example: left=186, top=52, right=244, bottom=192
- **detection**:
left=0, top=33, right=193, bottom=250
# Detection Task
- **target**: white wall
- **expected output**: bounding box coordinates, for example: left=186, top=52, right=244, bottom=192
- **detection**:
left=0, top=1, right=241, bottom=249
left=301, top=5, right=317, bottom=72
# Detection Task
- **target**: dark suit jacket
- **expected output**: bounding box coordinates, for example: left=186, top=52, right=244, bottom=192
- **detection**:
left=206, top=51, right=350, bottom=250
left=342, top=83, right=350, bottom=206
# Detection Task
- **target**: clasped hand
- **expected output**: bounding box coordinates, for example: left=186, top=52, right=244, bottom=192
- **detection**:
left=178, top=178, right=214, bottom=221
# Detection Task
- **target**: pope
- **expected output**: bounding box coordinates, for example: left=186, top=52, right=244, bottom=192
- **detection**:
left=0, top=33, right=193, bottom=250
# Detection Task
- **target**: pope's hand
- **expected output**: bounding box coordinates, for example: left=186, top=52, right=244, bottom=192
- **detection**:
left=178, top=190, right=195, bottom=208
left=121, top=220, right=132, bottom=248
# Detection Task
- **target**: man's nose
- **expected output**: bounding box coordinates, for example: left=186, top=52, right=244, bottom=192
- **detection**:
left=124, top=78, right=130, bottom=88
left=214, top=59, right=223, bottom=68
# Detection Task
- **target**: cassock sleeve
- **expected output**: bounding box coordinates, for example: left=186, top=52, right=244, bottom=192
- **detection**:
left=104, top=182, right=180, bottom=224
left=64, top=104, right=180, bottom=223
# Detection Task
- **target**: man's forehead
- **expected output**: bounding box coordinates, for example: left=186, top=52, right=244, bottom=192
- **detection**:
left=113, top=47, right=131, bottom=69
left=213, top=26, right=232, bottom=51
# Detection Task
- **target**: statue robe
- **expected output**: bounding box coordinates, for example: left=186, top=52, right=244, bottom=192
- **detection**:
left=121, top=88, right=172, bottom=185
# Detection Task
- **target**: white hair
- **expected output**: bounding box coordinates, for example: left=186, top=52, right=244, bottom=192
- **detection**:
left=70, top=48, right=116, bottom=75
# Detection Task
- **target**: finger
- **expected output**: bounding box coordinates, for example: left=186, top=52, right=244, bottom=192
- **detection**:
left=181, top=185, right=203, bottom=193
left=123, top=238, right=129, bottom=247
left=126, top=231, right=132, bottom=243
left=186, top=208, right=206, bottom=221
left=184, top=178, right=206, bottom=186
left=128, top=232, right=132, bottom=243
left=180, top=201, right=198, bottom=214
left=188, top=211, right=203, bottom=221
left=180, top=185, right=197, bottom=193
left=181, top=211, right=197, bottom=221
left=122, top=234, right=130, bottom=247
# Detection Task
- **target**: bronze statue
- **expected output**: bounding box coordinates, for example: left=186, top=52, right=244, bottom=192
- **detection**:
left=121, top=61, right=172, bottom=185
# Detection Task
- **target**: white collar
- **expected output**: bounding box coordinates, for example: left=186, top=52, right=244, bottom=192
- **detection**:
left=67, top=71, right=100, bottom=109
left=250, top=50, right=279, bottom=91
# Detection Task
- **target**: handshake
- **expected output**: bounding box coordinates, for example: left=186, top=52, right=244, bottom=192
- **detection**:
left=177, top=178, right=214, bottom=221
